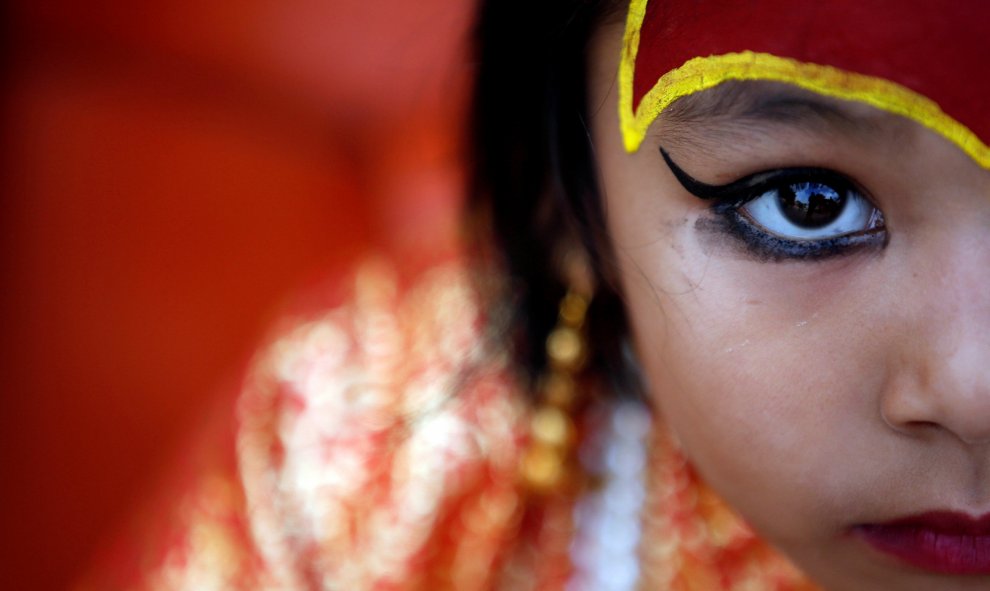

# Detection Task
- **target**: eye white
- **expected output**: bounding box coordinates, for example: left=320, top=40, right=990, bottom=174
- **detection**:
left=740, top=185, right=877, bottom=240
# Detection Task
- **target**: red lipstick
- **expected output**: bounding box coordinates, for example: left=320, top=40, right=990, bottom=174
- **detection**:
left=854, top=512, right=990, bottom=574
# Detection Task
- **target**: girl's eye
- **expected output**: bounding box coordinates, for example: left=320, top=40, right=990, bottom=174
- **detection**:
left=659, top=148, right=888, bottom=261
left=740, top=180, right=884, bottom=241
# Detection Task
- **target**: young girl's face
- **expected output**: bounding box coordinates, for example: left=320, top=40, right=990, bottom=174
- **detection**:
left=590, top=22, right=990, bottom=591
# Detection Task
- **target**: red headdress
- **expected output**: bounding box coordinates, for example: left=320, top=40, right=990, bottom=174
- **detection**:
left=619, top=0, right=990, bottom=169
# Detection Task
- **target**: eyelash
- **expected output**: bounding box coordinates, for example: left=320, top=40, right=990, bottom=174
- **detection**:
left=661, top=149, right=888, bottom=261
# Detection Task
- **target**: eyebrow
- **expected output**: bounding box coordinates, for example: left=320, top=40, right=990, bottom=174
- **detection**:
left=658, top=80, right=870, bottom=137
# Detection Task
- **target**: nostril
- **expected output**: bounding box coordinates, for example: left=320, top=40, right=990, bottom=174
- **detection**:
left=880, top=393, right=941, bottom=435
left=903, top=420, right=940, bottom=432
left=882, top=420, right=942, bottom=439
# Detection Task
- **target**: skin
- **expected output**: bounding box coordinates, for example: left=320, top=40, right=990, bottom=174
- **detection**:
left=588, top=22, right=990, bottom=591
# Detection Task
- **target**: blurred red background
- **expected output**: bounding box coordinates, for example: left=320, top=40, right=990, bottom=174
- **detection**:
left=1, top=1, right=472, bottom=588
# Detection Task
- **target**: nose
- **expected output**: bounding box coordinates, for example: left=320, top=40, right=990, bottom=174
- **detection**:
left=882, top=339, right=990, bottom=445
left=880, top=233, right=990, bottom=446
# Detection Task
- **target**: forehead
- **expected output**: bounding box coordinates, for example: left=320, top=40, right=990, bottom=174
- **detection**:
left=618, top=0, right=990, bottom=168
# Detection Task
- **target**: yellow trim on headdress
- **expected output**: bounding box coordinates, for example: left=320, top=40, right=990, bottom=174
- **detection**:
left=618, top=0, right=648, bottom=151
left=618, top=1, right=990, bottom=169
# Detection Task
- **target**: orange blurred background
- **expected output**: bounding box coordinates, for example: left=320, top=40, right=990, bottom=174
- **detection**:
left=2, top=1, right=473, bottom=588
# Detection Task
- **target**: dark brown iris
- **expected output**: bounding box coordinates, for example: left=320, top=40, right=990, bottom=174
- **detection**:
left=778, top=182, right=846, bottom=229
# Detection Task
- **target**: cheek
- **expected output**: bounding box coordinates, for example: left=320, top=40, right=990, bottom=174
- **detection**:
left=616, top=229, right=891, bottom=542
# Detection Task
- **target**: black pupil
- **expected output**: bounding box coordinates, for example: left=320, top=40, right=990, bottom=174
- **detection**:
left=778, top=182, right=846, bottom=228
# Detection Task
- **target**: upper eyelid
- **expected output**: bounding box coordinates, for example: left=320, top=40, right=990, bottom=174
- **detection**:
left=660, top=147, right=865, bottom=204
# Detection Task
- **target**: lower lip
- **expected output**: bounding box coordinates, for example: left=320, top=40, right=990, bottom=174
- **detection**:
left=854, top=518, right=990, bottom=574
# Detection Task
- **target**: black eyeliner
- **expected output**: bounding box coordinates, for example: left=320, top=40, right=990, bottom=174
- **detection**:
left=660, top=147, right=856, bottom=204
left=694, top=215, right=885, bottom=262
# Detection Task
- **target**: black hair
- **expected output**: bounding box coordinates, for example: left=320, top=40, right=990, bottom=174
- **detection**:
left=468, top=0, right=641, bottom=400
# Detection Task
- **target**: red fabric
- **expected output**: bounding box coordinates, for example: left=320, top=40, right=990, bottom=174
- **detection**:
left=3, top=1, right=470, bottom=588
left=634, top=0, right=990, bottom=143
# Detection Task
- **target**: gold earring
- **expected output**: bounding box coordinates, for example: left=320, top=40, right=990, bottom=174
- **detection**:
left=520, top=287, right=590, bottom=493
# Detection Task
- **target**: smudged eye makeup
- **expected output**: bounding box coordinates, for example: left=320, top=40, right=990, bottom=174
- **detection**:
left=661, top=148, right=887, bottom=261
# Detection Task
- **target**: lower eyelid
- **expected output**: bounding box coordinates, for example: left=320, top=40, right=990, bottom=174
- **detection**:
left=700, top=207, right=887, bottom=263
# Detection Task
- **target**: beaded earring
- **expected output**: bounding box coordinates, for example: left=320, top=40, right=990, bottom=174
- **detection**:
left=520, top=285, right=591, bottom=493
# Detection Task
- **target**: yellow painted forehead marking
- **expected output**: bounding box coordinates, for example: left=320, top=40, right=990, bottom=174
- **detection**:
left=617, top=2, right=990, bottom=170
